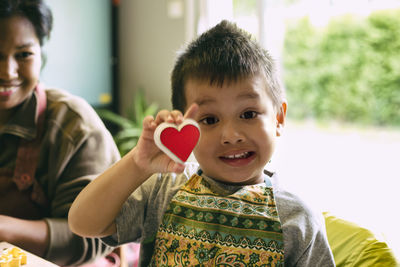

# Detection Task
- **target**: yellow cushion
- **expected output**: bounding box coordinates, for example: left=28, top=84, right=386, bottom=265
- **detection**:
left=323, top=212, right=399, bottom=267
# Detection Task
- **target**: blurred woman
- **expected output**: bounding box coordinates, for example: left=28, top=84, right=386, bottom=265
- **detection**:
left=0, top=0, right=120, bottom=265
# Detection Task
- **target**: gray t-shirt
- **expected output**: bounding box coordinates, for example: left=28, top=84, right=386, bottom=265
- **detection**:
left=102, top=162, right=335, bottom=266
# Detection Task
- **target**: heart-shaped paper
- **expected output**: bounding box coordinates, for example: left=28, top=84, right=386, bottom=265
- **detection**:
left=154, top=119, right=200, bottom=164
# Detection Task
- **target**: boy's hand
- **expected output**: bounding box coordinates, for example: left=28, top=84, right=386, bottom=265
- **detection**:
left=130, top=103, right=199, bottom=176
left=69, top=105, right=199, bottom=239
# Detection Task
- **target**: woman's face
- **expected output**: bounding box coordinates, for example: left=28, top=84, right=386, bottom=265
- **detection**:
left=0, top=15, right=42, bottom=111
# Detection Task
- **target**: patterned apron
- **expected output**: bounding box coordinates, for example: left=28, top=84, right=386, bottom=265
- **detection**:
left=0, top=85, right=49, bottom=219
left=150, top=172, right=284, bottom=266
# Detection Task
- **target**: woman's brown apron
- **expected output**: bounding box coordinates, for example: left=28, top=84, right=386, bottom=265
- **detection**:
left=0, top=85, right=49, bottom=219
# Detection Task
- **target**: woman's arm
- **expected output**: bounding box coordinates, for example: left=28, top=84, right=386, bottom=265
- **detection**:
left=40, top=91, right=120, bottom=265
left=0, top=215, right=48, bottom=257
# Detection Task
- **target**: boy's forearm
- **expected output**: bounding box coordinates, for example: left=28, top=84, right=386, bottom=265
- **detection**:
left=68, top=147, right=150, bottom=238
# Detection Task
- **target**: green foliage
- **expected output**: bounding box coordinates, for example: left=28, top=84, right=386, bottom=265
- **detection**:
left=97, top=89, right=159, bottom=156
left=283, top=9, right=400, bottom=126
left=233, top=0, right=257, bottom=16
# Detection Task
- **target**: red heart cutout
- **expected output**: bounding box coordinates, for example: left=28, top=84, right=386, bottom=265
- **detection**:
left=154, top=119, right=200, bottom=164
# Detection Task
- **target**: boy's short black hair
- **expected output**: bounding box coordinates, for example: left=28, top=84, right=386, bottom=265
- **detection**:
left=171, top=20, right=285, bottom=112
left=0, top=0, right=53, bottom=46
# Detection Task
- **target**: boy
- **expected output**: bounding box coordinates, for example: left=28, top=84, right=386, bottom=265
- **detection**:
left=69, top=20, right=335, bottom=266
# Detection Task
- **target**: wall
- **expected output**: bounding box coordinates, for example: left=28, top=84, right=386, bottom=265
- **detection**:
left=118, top=0, right=195, bottom=113
left=41, top=0, right=112, bottom=107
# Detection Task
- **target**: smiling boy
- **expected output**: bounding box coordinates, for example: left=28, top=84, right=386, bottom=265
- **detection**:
left=69, top=20, right=335, bottom=266
left=183, top=76, right=282, bottom=186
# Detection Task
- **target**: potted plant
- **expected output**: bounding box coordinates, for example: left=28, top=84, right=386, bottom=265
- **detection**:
left=97, top=89, right=159, bottom=156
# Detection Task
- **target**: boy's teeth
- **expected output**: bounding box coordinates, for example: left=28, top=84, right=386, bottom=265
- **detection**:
left=226, top=152, right=249, bottom=159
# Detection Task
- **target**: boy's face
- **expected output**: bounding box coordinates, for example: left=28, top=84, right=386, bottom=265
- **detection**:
left=185, top=76, right=286, bottom=185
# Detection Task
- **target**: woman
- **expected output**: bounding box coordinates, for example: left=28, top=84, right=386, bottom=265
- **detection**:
left=0, top=0, right=120, bottom=265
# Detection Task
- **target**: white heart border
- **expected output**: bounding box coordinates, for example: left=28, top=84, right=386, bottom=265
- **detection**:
left=153, top=118, right=200, bottom=164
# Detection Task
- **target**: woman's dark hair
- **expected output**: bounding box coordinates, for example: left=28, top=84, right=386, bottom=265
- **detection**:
left=0, top=0, right=53, bottom=46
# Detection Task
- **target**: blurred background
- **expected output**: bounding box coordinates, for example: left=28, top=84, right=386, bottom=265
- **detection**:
left=41, top=0, right=400, bottom=255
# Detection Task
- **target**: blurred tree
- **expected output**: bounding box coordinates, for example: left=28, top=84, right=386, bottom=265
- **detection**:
left=283, top=9, right=400, bottom=126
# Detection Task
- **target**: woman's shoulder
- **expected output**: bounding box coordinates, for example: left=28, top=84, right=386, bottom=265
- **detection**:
left=45, top=88, right=98, bottom=119
left=44, top=88, right=109, bottom=141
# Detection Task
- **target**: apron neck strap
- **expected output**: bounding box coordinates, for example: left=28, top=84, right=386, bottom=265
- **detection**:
left=35, top=84, right=47, bottom=138
left=13, top=85, right=47, bottom=193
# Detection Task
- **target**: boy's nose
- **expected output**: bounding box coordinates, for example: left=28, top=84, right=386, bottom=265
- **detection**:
left=221, top=121, right=244, bottom=145
left=0, top=57, right=18, bottom=80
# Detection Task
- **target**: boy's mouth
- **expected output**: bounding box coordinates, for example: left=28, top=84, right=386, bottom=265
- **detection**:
left=219, top=151, right=256, bottom=166
left=219, top=151, right=255, bottom=167
left=220, top=151, right=252, bottom=159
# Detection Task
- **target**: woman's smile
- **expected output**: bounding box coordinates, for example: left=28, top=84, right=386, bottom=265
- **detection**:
left=0, top=83, right=19, bottom=93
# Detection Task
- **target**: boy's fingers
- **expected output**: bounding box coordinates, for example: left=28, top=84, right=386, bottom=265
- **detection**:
left=143, top=115, right=156, bottom=129
left=154, top=105, right=197, bottom=126
left=170, top=110, right=184, bottom=124
left=155, top=110, right=173, bottom=124
left=183, top=103, right=199, bottom=120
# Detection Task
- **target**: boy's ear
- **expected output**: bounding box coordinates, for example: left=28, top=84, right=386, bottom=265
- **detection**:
left=276, top=100, right=287, bottom=137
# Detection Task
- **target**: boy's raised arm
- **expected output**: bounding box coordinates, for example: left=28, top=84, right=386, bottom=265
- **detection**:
left=68, top=104, right=198, bottom=238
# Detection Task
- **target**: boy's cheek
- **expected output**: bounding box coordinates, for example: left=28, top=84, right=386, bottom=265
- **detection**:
left=193, top=143, right=201, bottom=155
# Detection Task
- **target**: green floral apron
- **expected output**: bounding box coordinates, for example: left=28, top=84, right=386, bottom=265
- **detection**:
left=150, top=172, right=284, bottom=266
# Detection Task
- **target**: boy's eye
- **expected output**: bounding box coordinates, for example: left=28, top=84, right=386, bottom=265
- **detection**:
left=199, top=116, right=219, bottom=125
left=240, top=111, right=258, bottom=119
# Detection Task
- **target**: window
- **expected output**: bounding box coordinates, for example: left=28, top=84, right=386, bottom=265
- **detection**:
left=195, top=0, right=400, bottom=253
